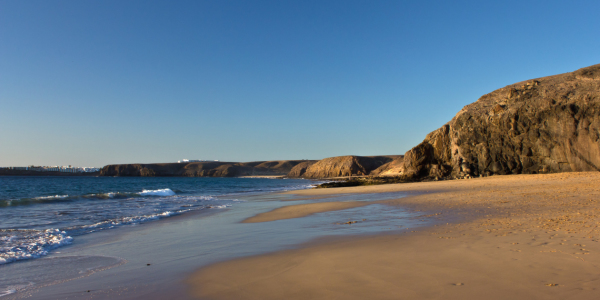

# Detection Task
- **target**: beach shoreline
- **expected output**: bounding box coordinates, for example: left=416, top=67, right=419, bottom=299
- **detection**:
left=188, top=172, right=600, bottom=300
left=3, top=178, right=425, bottom=300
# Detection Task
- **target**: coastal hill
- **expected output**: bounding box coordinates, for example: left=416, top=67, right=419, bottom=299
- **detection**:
left=99, top=156, right=400, bottom=178
left=379, top=63, right=600, bottom=180
left=99, top=160, right=316, bottom=177
left=287, top=155, right=401, bottom=178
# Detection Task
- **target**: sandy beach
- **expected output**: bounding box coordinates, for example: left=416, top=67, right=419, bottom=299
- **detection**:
left=188, top=172, right=600, bottom=300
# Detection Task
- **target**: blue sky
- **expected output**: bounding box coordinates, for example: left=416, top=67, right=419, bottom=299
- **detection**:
left=1, top=0, right=598, bottom=167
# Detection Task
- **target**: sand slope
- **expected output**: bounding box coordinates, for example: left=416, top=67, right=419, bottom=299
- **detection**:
left=188, top=172, right=600, bottom=300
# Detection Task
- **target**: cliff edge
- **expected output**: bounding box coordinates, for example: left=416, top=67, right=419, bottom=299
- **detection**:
left=399, top=64, right=600, bottom=180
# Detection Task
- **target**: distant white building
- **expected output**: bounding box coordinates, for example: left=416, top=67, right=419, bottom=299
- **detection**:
left=4, top=165, right=100, bottom=173
left=178, top=159, right=202, bottom=163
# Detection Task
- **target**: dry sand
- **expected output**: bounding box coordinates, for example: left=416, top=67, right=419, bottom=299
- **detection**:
left=188, top=172, right=600, bottom=300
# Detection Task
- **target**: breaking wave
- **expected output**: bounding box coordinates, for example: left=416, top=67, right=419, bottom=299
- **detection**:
left=0, top=229, right=73, bottom=265
left=0, top=189, right=178, bottom=207
left=138, top=188, right=176, bottom=196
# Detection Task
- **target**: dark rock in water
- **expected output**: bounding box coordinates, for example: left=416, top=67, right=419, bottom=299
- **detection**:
left=295, top=155, right=399, bottom=179
left=402, top=63, right=600, bottom=180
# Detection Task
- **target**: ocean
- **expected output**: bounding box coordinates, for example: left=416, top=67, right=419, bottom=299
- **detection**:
left=0, top=176, right=318, bottom=266
left=0, top=176, right=427, bottom=299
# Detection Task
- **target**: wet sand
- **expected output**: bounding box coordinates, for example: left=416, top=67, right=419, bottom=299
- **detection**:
left=188, top=172, right=600, bottom=300
left=242, top=201, right=375, bottom=223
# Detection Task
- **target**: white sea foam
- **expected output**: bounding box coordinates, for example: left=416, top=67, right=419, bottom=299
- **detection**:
left=79, top=210, right=190, bottom=232
left=208, top=205, right=232, bottom=209
left=0, top=288, right=16, bottom=297
left=138, top=189, right=176, bottom=196
left=33, top=195, right=69, bottom=200
left=0, top=284, right=31, bottom=298
left=85, top=192, right=129, bottom=199
left=0, top=229, right=73, bottom=265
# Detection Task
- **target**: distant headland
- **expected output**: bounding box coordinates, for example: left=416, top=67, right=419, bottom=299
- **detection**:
left=0, top=165, right=100, bottom=176
left=98, top=156, right=400, bottom=179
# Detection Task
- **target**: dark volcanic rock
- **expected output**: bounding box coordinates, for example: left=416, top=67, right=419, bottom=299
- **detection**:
left=100, top=160, right=307, bottom=177
left=298, top=155, right=398, bottom=179
left=402, top=64, right=600, bottom=180
left=140, top=167, right=156, bottom=177
left=100, top=164, right=186, bottom=177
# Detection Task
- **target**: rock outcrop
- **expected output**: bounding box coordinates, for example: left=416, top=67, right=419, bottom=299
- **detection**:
left=100, top=160, right=312, bottom=177
left=370, top=156, right=405, bottom=176
left=401, top=64, right=600, bottom=180
left=292, top=155, right=399, bottom=179
left=286, top=161, right=317, bottom=178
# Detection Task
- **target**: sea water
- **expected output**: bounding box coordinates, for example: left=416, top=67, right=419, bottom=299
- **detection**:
left=0, top=176, right=317, bottom=266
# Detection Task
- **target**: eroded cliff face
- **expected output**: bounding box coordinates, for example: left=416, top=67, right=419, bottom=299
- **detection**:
left=100, top=160, right=310, bottom=177
left=286, top=161, right=317, bottom=178
left=370, top=156, right=405, bottom=176
left=294, top=156, right=398, bottom=179
left=401, top=64, right=600, bottom=180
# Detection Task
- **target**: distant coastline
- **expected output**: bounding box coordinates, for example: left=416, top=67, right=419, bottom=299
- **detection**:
left=0, top=169, right=100, bottom=176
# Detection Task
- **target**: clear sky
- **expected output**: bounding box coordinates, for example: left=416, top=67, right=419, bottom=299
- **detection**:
left=1, top=0, right=598, bottom=167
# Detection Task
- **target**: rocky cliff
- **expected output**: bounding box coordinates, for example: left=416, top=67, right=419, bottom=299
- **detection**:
left=290, top=155, right=400, bottom=179
left=286, top=161, right=317, bottom=178
left=398, top=64, right=600, bottom=180
left=100, top=160, right=311, bottom=177
left=370, top=156, right=405, bottom=176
